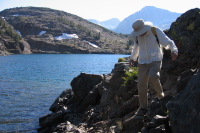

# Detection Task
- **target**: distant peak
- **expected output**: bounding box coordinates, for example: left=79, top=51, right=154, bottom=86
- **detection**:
left=142, top=6, right=157, bottom=9
left=141, top=6, right=158, bottom=10
left=140, top=6, right=174, bottom=13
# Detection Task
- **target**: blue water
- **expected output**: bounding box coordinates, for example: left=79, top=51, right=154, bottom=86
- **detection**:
left=0, top=54, right=129, bottom=133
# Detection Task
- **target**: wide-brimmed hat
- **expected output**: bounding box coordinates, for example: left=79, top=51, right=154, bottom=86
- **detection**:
left=130, top=19, right=151, bottom=38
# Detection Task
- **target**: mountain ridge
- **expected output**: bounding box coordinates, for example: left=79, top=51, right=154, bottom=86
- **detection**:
left=88, top=18, right=121, bottom=30
left=114, top=6, right=182, bottom=34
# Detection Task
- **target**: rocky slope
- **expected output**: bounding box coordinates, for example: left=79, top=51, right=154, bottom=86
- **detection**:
left=114, top=6, right=182, bottom=34
left=0, top=17, right=31, bottom=55
left=0, top=7, right=129, bottom=54
left=38, top=8, right=200, bottom=133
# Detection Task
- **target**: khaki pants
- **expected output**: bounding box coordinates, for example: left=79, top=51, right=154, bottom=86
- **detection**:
left=137, top=61, right=163, bottom=109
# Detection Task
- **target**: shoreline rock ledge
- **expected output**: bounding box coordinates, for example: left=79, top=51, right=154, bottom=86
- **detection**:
left=38, top=60, right=200, bottom=133
left=38, top=62, right=138, bottom=133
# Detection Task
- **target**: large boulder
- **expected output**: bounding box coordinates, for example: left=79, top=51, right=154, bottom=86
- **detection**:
left=49, top=89, right=73, bottom=113
left=70, top=73, right=103, bottom=106
left=160, top=8, right=200, bottom=96
left=177, top=69, right=198, bottom=93
left=167, top=69, right=200, bottom=133
left=166, top=8, right=200, bottom=73
left=100, top=62, right=129, bottom=105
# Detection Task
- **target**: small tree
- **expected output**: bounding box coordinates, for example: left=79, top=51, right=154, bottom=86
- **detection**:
left=118, top=58, right=126, bottom=62
left=94, top=32, right=100, bottom=40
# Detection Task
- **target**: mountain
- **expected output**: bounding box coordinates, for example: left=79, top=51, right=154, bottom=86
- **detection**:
left=0, top=17, right=31, bottom=55
left=0, top=7, right=129, bottom=54
left=114, top=6, right=182, bottom=34
left=88, top=18, right=121, bottom=30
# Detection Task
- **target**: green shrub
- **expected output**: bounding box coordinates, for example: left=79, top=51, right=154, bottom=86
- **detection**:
left=122, top=67, right=138, bottom=87
left=187, top=22, right=195, bottom=31
left=118, top=58, right=126, bottom=62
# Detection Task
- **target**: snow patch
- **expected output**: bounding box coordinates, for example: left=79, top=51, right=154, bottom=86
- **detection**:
left=2, top=17, right=5, bottom=20
left=39, top=31, right=46, bottom=35
left=83, top=40, right=99, bottom=48
left=88, top=42, right=98, bottom=48
left=13, top=14, right=20, bottom=16
left=54, top=33, right=78, bottom=40
left=13, top=14, right=30, bottom=17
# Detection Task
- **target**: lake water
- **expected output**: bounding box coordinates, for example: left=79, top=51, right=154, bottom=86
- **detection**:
left=0, top=54, right=129, bottom=133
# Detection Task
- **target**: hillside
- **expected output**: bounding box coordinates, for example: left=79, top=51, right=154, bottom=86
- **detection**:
left=0, top=17, right=31, bottom=55
left=114, top=6, right=182, bottom=34
left=0, top=7, right=129, bottom=54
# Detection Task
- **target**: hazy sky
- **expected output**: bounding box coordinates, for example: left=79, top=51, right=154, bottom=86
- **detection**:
left=0, top=0, right=199, bottom=21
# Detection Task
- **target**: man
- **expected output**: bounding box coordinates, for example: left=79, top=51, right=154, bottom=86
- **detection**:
left=129, top=19, right=178, bottom=117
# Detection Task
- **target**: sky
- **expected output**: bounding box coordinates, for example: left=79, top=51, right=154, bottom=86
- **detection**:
left=0, top=0, right=199, bottom=21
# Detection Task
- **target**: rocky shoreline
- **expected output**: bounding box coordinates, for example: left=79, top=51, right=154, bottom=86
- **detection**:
left=38, top=61, right=200, bottom=133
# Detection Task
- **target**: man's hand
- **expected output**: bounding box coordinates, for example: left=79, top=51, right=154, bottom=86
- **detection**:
left=129, top=60, right=134, bottom=67
left=171, top=52, right=178, bottom=61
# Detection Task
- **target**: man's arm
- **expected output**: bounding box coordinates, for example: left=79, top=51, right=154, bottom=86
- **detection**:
left=156, top=27, right=178, bottom=61
left=129, top=39, right=139, bottom=66
left=171, top=52, right=178, bottom=61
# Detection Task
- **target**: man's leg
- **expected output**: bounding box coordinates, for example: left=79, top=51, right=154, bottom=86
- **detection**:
left=137, top=63, right=149, bottom=109
left=148, top=61, right=164, bottom=99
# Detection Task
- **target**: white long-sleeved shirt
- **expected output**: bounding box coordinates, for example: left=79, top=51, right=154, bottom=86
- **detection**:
left=130, top=27, right=178, bottom=64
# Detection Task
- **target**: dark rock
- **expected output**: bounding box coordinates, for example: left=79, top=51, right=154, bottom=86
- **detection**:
left=148, top=98, right=166, bottom=119
left=110, top=62, right=128, bottom=89
left=49, top=89, right=73, bottom=113
left=76, top=83, right=101, bottom=112
left=99, top=62, right=128, bottom=105
left=70, top=73, right=103, bottom=107
left=39, top=112, right=64, bottom=127
left=123, top=111, right=144, bottom=133
left=167, top=69, right=200, bottom=133
left=148, top=95, right=173, bottom=119
left=148, top=127, right=164, bottom=133
left=142, top=115, right=171, bottom=133
left=120, top=95, right=139, bottom=117
left=177, top=69, right=197, bottom=93
left=53, top=121, right=75, bottom=132
left=112, top=62, right=129, bottom=72
left=82, top=105, right=104, bottom=124
left=150, top=115, right=169, bottom=127
left=166, top=8, right=200, bottom=74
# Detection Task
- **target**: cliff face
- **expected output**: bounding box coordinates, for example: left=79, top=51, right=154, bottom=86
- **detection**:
left=0, top=7, right=129, bottom=54
left=167, top=8, right=200, bottom=71
left=0, top=17, right=31, bottom=55
left=37, top=8, right=200, bottom=133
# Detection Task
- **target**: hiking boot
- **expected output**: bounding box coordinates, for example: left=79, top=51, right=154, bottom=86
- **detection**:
left=135, top=108, right=147, bottom=116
